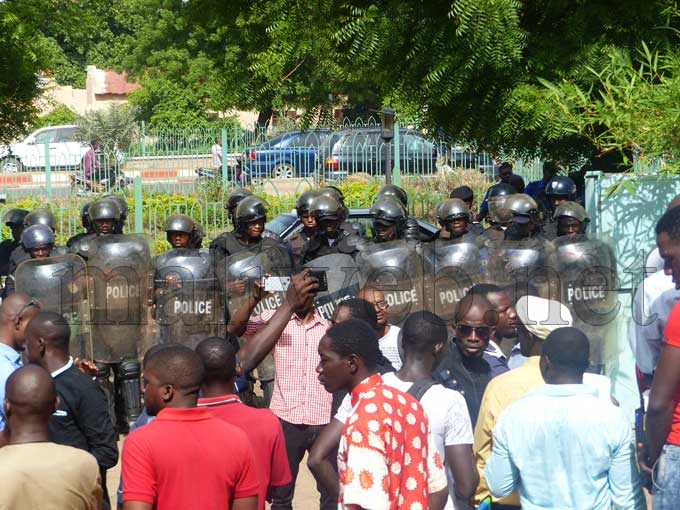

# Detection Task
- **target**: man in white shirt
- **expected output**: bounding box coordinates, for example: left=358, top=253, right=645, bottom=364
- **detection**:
left=211, top=137, right=222, bottom=169
left=357, top=287, right=402, bottom=368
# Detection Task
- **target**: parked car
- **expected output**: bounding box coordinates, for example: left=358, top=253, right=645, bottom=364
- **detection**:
left=241, top=129, right=333, bottom=180
left=0, top=125, right=91, bottom=173
left=269, top=208, right=439, bottom=241
left=323, top=128, right=440, bottom=180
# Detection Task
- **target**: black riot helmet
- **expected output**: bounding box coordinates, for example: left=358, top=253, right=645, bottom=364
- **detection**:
left=234, top=195, right=267, bottom=232
left=226, top=188, right=253, bottom=223
left=377, top=184, right=408, bottom=208
left=370, top=196, right=408, bottom=241
left=296, top=189, right=319, bottom=215
left=80, top=202, right=93, bottom=232
left=309, top=195, right=343, bottom=222
left=190, top=220, right=205, bottom=248
left=103, top=194, right=128, bottom=233
left=545, top=176, right=577, bottom=200
left=437, top=198, right=470, bottom=224
left=320, top=185, right=345, bottom=206
left=88, top=199, right=121, bottom=222
left=24, top=209, right=56, bottom=232
left=504, top=193, right=539, bottom=224
left=553, top=201, right=588, bottom=223
left=164, top=214, right=195, bottom=248
left=3, top=208, right=29, bottom=227
left=487, top=183, right=516, bottom=224
left=21, top=224, right=55, bottom=250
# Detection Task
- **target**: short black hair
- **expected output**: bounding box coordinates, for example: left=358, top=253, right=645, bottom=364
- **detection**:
left=468, top=283, right=503, bottom=299
left=325, top=319, right=381, bottom=370
left=195, top=337, right=237, bottom=383
left=542, top=327, right=590, bottom=373
left=335, top=298, right=378, bottom=330
left=449, top=186, right=473, bottom=202
left=144, top=344, right=205, bottom=394
left=656, top=205, right=680, bottom=241
left=499, top=162, right=513, bottom=172
left=26, top=311, right=70, bottom=352
left=401, top=311, right=447, bottom=353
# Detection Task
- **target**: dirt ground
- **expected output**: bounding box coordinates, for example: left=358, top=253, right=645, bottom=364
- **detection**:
left=108, top=437, right=319, bottom=508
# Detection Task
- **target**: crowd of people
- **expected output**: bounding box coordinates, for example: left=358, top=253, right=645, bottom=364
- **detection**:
left=0, top=161, right=677, bottom=510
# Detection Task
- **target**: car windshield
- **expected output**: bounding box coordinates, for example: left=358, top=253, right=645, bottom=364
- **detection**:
left=265, top=214, right=298, bottom=235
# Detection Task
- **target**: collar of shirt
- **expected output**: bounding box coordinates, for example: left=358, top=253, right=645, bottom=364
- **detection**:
left=197, top=394, right=242, bottom=407
left=50, top=357, right=74, bottom=378
left=350, top=373, right=383, bottom=407
left=290, top=309, right=327, bottom=329
left=155, top=406, right=215, bottom=422
left=485, top=340, right=506, bottom=360
left=527, top=383, right=598, bottom=399
left=0, top=342, right=20, bottom=366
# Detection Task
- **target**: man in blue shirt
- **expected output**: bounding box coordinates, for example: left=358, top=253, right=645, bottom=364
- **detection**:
left=525, top=161, right=558, bottom=211
left=485, top=327, right=645, bottom=510
left=0, top=292, right=41, bottom=431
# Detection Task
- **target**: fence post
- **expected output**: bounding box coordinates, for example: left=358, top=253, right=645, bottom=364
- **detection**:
left=44, top=143, right=52, bottom=200
left=134, top=176, right=143, bottom=233
left=221, top=128, right=229, bottom=189
left=141, top=121, right=146, bottom=158
left=393, top=123, right=401, bottom=186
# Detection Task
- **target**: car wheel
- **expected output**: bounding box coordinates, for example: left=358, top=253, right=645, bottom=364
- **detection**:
left=273, top=163, right=295, bottom=179
left=1, top=157, right=22, bottom=173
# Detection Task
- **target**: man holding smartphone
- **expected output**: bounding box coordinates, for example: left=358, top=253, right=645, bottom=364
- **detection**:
left=228, top=270, right=335, bottom=510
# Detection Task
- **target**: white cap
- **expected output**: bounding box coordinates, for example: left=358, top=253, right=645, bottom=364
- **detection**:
left=515, top=295, right=573, bottom=340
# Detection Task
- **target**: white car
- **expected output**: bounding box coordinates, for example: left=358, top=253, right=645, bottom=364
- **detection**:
left=0, top=125, right=91, bottom=173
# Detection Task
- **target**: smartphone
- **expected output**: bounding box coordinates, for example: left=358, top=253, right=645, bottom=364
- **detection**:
left=262, top=276, right=291, bottom=292
left=308, top=270, right=328, bottom=292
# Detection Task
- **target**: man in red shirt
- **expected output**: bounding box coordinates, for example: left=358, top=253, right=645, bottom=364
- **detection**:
left=121, top=344, right=259, bottom=510
left=646, top=205, right=680, bottom=509
left=316, top=319, right=448, bottom=510
left=196, top=336, right=292, bottom=510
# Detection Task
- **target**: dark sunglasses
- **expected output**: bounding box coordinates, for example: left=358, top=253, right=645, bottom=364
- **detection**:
left=456, top=324, right=492, bottom=340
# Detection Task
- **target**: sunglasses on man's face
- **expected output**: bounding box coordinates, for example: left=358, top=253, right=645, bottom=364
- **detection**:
left=455, top=324, right=492, bottom=340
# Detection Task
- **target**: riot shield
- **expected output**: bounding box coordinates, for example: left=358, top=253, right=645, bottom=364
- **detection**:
left=303, top=254, right=362, bottom=320
left=154, top=248, right=225, bottom=349
left=86, top=234, right=152, bottom=363
left=220, top=245, right=292, bottom=318
left=15, top=254, right=92, bottom=359
left=549, top=235, right=618, bottom=367
left=356, top=240, right=426, bottom=325
left=485, top=237, right=554, bottom=299
left=422, top=240, right=485, bottom=322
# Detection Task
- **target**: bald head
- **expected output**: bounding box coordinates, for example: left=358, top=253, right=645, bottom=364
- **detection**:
left=0, top=292, right=39, bottom=322
left=26, top=311, right=71, bottom=352
left=5, top=365, right=57, bottom=423
left=455, top=292, right=495, bottom=325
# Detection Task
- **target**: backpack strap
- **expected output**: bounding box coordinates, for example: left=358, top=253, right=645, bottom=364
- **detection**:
left=407, top=377, right=437, bottom=401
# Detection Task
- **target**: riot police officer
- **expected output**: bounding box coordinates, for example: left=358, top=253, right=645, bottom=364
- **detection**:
left=66, top=202, right=94, bottom=248
left=286, top=189, right=318, bottom=267
left=432, top=198, right=478, bottom=243
left=369, top=196, right=409, bottom=243
left=302, top=194, right=360, bottom=263
left=5, top=209, right=58, bottom=286
left=318, top=185, right=362, bottom=237
left=163, top=214, right=195, bottom=249
left=482, top=183, right=516, bottom=242
left=553, top=201, right=588, bottom=239
left=0, top=208, right=28, bottom=277
left=545, top=175, right=578, bottom=210
left=191, top=220, right=205, bottom=248
left=503, top=193, right=542, bottom=240
left=3, top=224, right=65, bottom=296
left=89, top=199, right=121, bottom=236
left=376, top=184, right=423, bottom=241
left=102, top=194, right=128, bottom=233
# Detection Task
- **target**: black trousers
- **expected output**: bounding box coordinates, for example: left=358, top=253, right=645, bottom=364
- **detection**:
left=271, top=419, right=336, bottom=510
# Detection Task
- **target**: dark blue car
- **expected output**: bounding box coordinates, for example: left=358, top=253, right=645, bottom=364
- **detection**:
left=241, top=130, right=332, bottom=180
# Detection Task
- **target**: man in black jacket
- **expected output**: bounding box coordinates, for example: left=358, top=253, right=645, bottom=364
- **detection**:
left=434, top=291, right=496, bottom=426
left=25, top=311, right=118, bottom=510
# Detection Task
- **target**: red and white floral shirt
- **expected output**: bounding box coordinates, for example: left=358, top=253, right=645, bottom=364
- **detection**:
left=337, top=374, right=447, bottom=510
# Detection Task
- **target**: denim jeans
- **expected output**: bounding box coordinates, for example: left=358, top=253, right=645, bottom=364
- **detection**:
left=653, top=443, right=680, bottom=510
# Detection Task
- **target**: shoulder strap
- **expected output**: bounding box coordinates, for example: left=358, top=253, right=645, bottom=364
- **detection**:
left=407, top=377, right=437, bottom=402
